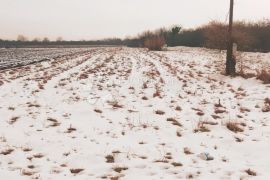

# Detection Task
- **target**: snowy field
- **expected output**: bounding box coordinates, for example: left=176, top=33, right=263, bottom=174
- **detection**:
left=0, top=47, right=269, bottom=180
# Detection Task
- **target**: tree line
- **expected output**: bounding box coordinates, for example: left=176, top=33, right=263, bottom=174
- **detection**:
left=125, top=19, right=270, bottom=52
left=0, top=19, right=269, bottom=52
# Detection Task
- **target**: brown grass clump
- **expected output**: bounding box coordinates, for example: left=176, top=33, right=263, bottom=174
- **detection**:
left=105, top=155, right=115, bottom=163
left=215, top=108, right=226, bottom=114
left=256, top=69, right=270, bottom=84
left=27, top=102, right=41, bottom=108
left=167, top=118, right=182, bottom=127
left=154, top=159, right=169, bottom=163
left=113, top=166, right=128, bottom=173
left=47, top=117, right=60, bottom=127
left=66, top=125, right=77, bottom=133
left=70, top=168, right=84, bottom=174
left=226, top=122, right=244, bottom=133
left=78, top=73, right=88, bottom=80
left=262, top=98, right=270, bottom=112
left=155, top=110, right=165, bottom=115
left=245, top=169, right=257, bottom=176
left=171, top=162, right=183, bottom=167
left=142, top=96, right=148, bottom=100
left=0, top=148, right=14, bottom=155
left=144, top=36, right=165, bottom=51
left=184, top=147, right=193, bottom=155
left=33, top=153, right=44, bottom=158
left=175, top=106, right=182, bottom=111
left=108, top=100, right=123, bottom=109
left=94, top=109, right=102, bottom=113
left=9, top=116, right=19, bottom=124
left=21, top=169, right=35, bottom=176
left=194, top=122, right=210, bottom=133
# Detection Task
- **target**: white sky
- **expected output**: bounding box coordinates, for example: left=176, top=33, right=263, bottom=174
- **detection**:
left=0, top=0, right=269, bottom=40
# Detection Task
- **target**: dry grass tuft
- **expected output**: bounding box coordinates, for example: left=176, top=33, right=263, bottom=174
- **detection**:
left=113, top=166, right=128, bottom=173
left=105, top=155, right=115, bottom=163
left=70, top=168, right=84, bottom=174
left=175, top=106, right=182, bottom=111
left=226, top=122, right=244, bottom=133
left=94, top=109, right=102, bottom=113
left=155, top=110, right=165, bottom=115
left=9, top=116, right=19, bottom=124
left=66, top=125, right=77, bottom=133
left=144, top=36, right=165, bottom=51
left=262, top=98, right=270, bottom=112
left=142, top=96, right=148, bottom=100
left=245, top=169, right=257, bottom=176
left=21, top=169, right=35, bottom=176
left=171, top=162, right=183, bottom=167
left=184, top=147, right=193, bottom=155
left=108, top=100, right=124, bottom=109
left=167, top=118, right=182, bottom=127
left=0, top=148, right=14, bottom=155
left=215, top=108, right=226, bottom=114
left=33, top=153, right=44, bottom=158
left=194, top=122, right=210, bottom=133
left=257, top=69, right=270, bottom=84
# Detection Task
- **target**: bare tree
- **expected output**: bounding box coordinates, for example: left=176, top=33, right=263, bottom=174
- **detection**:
left=32, top=37, right=41, bottom=42
left=17, top=35, right=28, bottom=42
left=203, top=21, right=227, bottom=50
left=56, top=37, right=63, bottom=42
left=42, top=37, right=50, bottom=42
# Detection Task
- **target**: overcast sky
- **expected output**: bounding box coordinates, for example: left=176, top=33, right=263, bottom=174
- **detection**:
left=0, top=0, right=269, bottom=40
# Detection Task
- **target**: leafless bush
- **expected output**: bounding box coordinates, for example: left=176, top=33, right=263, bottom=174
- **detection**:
left=144, top=35, right=165, bottom=51
left=226, top=122, right=243, bottom=133
left=256, top=69, right=270, bottom=84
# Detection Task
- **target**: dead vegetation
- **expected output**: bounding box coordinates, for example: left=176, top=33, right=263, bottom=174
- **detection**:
left=70, top=168, right=84, bottom=174
left=194, top=122, right=210, bottom=133
left=47, top=117, right=61, bottom=127
left=0, top=148, right=14, bottom=155
left=167, top=118, right=182, bottom=127
left=184, top=147, right=193, bottom=155
left=8, top=116, right=19, bottom=124
left=66, top=125, right=77, bottom=133
left=256, top=69, right=270, bottom=84
left=94, top=109, right=102, bottom=113
left=245, top=169, right=257, bottom=176
left=21, top=169, right=35, bottom=176
left=226, top=122, right=244, bottom=133
left=113, top=166, right=128, bottom=173
left=155, top=110, right=165, bottom=115
left=262, top=98, right=270, bottom=112
left=171, top=162, right=183, bottom=167
left=108, top=100, right=124, bottom=109
left=105, top=155, right=115, bottom=163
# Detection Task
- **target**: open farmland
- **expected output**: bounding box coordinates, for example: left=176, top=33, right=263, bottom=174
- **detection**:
left=0, top=47, right=270, bottom=179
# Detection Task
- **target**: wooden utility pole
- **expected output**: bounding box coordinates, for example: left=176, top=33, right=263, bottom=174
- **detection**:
left=226, top=0, right=235, bottom=75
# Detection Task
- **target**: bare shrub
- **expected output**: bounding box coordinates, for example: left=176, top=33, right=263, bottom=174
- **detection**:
left=203, top=21, right=227, bottom=50
left=105, top=155, right=115, bottom=163
left=257, top=69, right=270, bottom=84
left=70, top=168, right=84, bottom=174
left=113, top=166, right=128, bottom=173
left=262, top=98, right=270, bottom=112
left=144, top=35, right=165, bottom=51
left=245, top=169, right=257, bottom=176
left=226, top=122, right=243, bottom=133
left=155, top=110, right=165, bottom=115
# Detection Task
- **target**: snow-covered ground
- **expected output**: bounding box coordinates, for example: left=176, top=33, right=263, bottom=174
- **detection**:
left=0, top=47, right=269, bottom=180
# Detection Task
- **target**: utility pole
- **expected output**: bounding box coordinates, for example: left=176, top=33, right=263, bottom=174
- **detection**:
left=226, top=0, right=235, bottom=75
